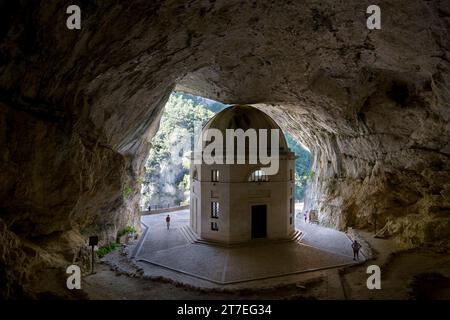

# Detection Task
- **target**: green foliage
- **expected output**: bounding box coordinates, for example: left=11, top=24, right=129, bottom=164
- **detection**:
left=141, top=92, right=312, bottom=207
left=97, top=242, right=119, bottom=258
left=174, top=92, right=228, bottom=113
left=123, top=184, right=134, bottom=200
left=178, top=174, right=190, bottom=192
left=306, top=170, right=315, bottom=180
left=118, top=226, right=137, bottom=237
left=285, top=133, right=312, bottom=200
left=141, top=92, right=218, bottom=208
left=136, top=176, right=145, bottom=185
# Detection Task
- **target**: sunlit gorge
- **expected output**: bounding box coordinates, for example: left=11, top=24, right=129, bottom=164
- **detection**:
left=1, top=1, right=449, bottom=306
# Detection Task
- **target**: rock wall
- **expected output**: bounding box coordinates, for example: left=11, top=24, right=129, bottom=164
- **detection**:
left=0, top=0, right=449, bottom=297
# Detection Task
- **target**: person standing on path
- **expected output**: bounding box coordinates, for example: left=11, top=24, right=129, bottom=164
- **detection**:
left=351, top=240, right=362, bottom=260
left=166, top=214, right=171, bottom=230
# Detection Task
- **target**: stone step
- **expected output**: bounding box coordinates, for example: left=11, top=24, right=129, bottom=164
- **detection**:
left=179, top=225, right=199, bottom=243
left=178, top=225, right=191, bottom=243
left=179, top=226, right=304, bottom=248
left=184, top=226, right=200, bottom=243
left=292, top=229, right=305, bottom=243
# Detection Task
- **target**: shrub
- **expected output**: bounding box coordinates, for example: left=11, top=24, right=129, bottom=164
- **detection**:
left=117, top=226, right=137, bottom=238
left=97, top=242, right=120, bottom=258
left=122, top=185, right=134, bottom=200
left=306, top=170, right=315, bottom=181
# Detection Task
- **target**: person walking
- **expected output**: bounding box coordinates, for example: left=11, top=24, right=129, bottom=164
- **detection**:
left=351, top=240, right=362, bottom=260
left=304, top=212, right=307, bottom=223
left=166, top=214, right=171, bottom=230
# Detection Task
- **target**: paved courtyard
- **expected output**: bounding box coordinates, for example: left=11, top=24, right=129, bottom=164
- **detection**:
left=133, top=209, right=361, bottom=285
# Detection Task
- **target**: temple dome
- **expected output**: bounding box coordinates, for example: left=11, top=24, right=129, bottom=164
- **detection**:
left=202, top=105, right=288, bottom=151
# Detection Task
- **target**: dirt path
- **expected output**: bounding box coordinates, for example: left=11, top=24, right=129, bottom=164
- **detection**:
left=81, top=228, right=450, bottom=300
left=82, top=249, right=450, bottom=300
left=82, top=263, right=319, bottom=300
left=338, top=230, right=450, bottom=300
left=341, top=248, right=450, bottom=299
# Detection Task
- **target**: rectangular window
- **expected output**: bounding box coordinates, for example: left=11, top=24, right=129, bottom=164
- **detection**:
left=290, top=198, right=293, bottom=214
left=211, top=222, right=219, bottom=231
left=249, top=169, right=268, bottom=182
left=211, top=201, right=219, bottom=218
left=290, top=169, right=293, bottom=181
left=290, top=216, right=293, bottom=225
left=211, top=170, right=219, bottom=182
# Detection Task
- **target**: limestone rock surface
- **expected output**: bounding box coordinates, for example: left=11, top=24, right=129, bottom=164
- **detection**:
left=0, top=0, right=449, bottom=298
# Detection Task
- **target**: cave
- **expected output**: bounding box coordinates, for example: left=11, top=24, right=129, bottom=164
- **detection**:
left=0, top=1, right=449, bottom=300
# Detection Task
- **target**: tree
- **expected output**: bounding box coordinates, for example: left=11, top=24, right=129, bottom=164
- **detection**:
left=141, top=92, right=312, bottom=210
left=141, top=93, right=215, bottom=209
left=285, top=133, right=312, bottom=200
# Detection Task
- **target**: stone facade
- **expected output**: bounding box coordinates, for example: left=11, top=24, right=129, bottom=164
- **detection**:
left=190, top=106, right=296, bottom=243
left=0, top=0, right=449, bottom=298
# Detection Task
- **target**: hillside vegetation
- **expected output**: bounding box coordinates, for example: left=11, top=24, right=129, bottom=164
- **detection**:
left=141, top=92, right=311, bottom=209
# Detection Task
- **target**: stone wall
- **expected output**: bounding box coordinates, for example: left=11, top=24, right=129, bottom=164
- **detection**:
left=0, top=0, right=449, bottom=298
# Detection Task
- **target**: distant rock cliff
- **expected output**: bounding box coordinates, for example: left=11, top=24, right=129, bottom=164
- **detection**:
left=0, top=0, right=449, bottom=298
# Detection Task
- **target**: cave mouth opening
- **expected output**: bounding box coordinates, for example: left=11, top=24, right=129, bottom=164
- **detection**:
left=139, top=91, right=224, bottom=211
left=139, top=91, right=312, bottom=213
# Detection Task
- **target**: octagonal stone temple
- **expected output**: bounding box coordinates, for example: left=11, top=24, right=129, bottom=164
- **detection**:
left=189, top=105, right=297, bottom=244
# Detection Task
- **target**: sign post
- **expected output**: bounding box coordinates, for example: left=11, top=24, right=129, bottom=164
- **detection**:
left=89, top=236, right=99, bottom=274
